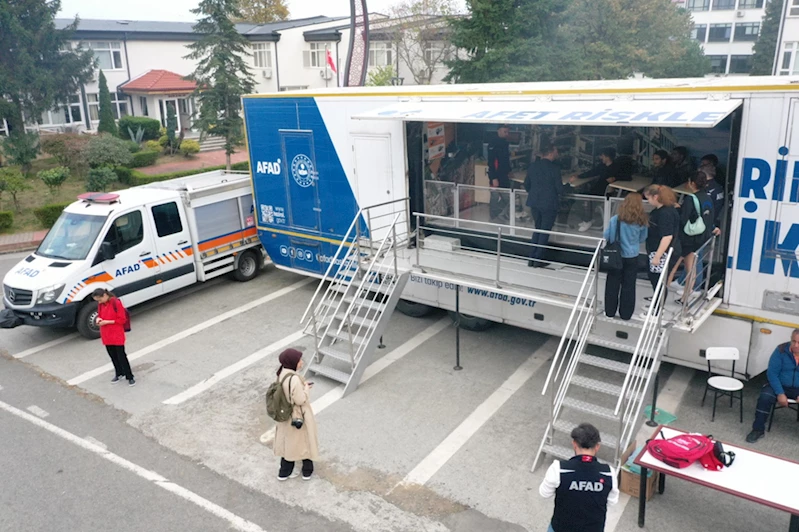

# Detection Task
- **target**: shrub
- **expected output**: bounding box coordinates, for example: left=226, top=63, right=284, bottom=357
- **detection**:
left=118, top=116, right=161, bottom=141
left=124, top=140, right=142, bottom=153
left=131, top=160, right=250, bottom=185
left=144, top=140, right=162, bottom=152
left=38, top=166, right=70, bottom=194
left=179, top=139, right=200, bottom=157
left=40, top=133, right=90, bottom=176
left=113, top=166, right=133, bottom=185
left=33, top=203, right=70, bottom=228
left=97, top=71, right=118, bottom=136
left=158, top=135, right=169, bottom=148
left=86, top=134, right=133, bottom=168
left=1, top=132, right=40, bottom=175
left=0, top=211, right=12, bottom=231
left=131, top=150, right=160, bottom=168
left=86, top=167, right=117, bottom=192
left=0, top=167, right=31, bottom=212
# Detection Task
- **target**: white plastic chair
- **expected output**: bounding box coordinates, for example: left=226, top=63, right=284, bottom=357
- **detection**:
left=702, top=347, right=744, bottom=423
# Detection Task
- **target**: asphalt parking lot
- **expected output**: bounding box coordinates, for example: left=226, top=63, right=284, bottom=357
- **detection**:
left=3, top=249, right=799, bottom=532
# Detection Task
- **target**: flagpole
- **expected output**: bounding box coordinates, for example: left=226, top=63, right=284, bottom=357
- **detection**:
left=324, top=44, right=330, bottom=88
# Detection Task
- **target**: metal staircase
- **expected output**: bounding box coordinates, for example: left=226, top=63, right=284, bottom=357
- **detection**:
left=300, top=199, right=411, bottom=397
left=532, top=249, right=674, bottom=471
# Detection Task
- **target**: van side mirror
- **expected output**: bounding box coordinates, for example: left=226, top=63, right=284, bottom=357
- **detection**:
left=100, top=242, right=116, bottom=261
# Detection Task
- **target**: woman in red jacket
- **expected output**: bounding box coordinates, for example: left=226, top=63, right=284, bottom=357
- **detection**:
left=92, top=288, right=135, bottom=386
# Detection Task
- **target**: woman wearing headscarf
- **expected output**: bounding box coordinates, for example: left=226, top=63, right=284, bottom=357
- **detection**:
left=273, top=348, right=319, bottom=481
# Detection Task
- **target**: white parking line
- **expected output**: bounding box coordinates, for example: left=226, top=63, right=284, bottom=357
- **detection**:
left=163, top=330, right=305, bottom=405
left=67, top=278, right=314, bottom=386
left=605, top=365, right=694, bottom=532
left=397, top=337, right=556, bottom=488
left=260, top=317, right=451, bottom=445
left=26, top=405, right=50, bottom=418
left=13, top=333, right=79, bottom=359
left=0, top=399, right=267, bottom=532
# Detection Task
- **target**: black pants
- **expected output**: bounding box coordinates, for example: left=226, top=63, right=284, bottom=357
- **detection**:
left=581, top=179, right=609, bottom=222
left=605, top=257, right=638, bottom=320
left=279, top=458, right=313, bottom=478
left=647, top=252, right=679, bottom=314
left=106, top=345, right=134, bottom=380
left=529, top=208, right=558, bottom=265
left=753, top=384, right=799, bottom=432
left=489, top=189, right=508, bottom=220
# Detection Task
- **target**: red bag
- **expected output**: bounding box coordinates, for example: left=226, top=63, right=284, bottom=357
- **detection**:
left=646, top=433, right=720, bottom=470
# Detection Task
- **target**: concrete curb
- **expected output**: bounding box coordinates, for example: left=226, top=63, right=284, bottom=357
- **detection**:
left=0, top=242, right=40, bottom=255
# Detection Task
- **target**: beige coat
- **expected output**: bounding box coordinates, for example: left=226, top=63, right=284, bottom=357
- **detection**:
left=272, top=369, right=319, bottom=461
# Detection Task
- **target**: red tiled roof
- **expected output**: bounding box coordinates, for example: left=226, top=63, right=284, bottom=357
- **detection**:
left=121, top=70, right=197, bottom=93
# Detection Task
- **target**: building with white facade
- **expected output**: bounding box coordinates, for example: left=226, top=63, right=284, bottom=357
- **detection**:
left=774, top=0, right=799, bottom=74
left=2, top=15, right=376, bottom=137
left=675, top=0, right=766, bottom=75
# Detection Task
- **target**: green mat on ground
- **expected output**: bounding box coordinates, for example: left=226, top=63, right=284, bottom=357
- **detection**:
left=643, top=406, right=677, bottom=425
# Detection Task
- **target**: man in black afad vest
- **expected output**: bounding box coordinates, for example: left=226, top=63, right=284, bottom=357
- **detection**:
left=487, top=124, right=512, bottom=223
left=539, top=423, right=619, bottom=532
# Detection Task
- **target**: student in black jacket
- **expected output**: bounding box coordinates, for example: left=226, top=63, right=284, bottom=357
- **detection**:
left=571, top=148, right=633, bottom=232
left=651, top=150, right=679, bottom=187
left=487, top=124, right=512, bottom=222
left=524, top=143, right=563, bottom=267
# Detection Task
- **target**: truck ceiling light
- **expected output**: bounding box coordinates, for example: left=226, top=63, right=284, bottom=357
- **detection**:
left=78, top=192, right=120, bottom=204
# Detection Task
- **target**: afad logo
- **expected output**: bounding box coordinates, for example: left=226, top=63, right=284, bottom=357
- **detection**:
left=256, top=159, right=281, bottom=175
left=737, top=147, right=799, bottom=278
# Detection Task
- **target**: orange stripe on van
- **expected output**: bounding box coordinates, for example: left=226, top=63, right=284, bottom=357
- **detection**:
left=198, top=227, right=257, bottom=252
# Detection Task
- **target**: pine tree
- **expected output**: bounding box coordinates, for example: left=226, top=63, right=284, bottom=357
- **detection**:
left=445, top=0, right=578, bottom=83
left=97, top=71, right=118, bottom=136
left=166, top=103, right=178, bottom=154
left=185, top=0, right=256, bottom=171
left=751, top=0, right=784, bottom=75
left=234, top=0, right=290, bottom=23
left=0, top=0, right=93, bottom=160
left=564, top=0, right=709, bottom=79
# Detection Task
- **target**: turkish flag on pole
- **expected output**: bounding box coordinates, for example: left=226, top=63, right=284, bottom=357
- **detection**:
left=326, top=49, right=337, bottom=74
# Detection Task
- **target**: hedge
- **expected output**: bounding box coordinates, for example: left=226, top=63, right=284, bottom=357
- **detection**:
left=0, top=211, right=13, bottom=231
left=130, top=150, right=160, bottom=168
left=34, top=203, right=71, bottom=228
left=114, top=166, right=133, bottom=185
left=132, top=160, right=250, bottom=185
left=118, top=116, right=161, bottom=141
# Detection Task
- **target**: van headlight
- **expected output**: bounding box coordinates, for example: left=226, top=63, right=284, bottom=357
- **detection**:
left=36, top=284, right=65, bottom=304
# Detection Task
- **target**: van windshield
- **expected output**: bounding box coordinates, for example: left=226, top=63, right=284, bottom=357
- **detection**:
left=37, top=212, right=108, bottom=261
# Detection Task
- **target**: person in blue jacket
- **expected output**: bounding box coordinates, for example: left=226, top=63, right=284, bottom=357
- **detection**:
left=603, top=193, right=648, bottom=320
left=524, top=142, right=563, bottom=268
left=746, top=331, right=799, bottom=443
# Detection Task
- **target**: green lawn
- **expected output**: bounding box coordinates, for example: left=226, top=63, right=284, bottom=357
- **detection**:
left=1, top=157, right=125, bottom=234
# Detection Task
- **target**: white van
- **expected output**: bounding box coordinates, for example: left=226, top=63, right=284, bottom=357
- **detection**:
left=2, top=170, right=265, bottom=338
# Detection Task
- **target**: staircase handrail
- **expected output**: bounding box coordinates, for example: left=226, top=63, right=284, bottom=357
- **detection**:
left=300, top=210, right=362, bottom=324
left=541, top=239, right=604, bottom=396
left=614, top=248, right=673, bottom=416
left=336, top=212, right=402, bottom=339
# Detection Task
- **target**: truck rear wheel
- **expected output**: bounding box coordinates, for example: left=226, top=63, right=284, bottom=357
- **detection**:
left=396, top=299, right=434, bottom=318
left=76, top=301, right=101, bottom=340
left=233, top=250, right=260, bottom=282
left=448, top=311, right=493, bottom=331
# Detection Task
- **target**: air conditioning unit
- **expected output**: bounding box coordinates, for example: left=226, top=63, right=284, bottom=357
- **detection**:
left=262, top=68, right=272, bottom=79
left=736, top=10, right=745, bottom=17
left=319, top=69, right=333, bottom=80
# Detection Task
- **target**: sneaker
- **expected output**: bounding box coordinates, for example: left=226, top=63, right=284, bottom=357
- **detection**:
left=277, top=471, right=300, bottom=481
left=302, top=473, right=313, bottom=481
left=745, top=430, right=764, bottom=444
left=128, top=378, right=136, bottom=387
left=111, top=376, right=121, bottom=384
left=577, top=221, right=593, bottom=233
left=668, top=281, right=683, bottom=293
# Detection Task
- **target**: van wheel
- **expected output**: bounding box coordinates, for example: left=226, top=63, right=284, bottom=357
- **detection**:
left=396, top=299, right=434, bottom=318
left=448, top=311, right=493, bottom=331
left=233, top=250, right=259, bottom=282
left=76, top=301, right=101, bottom=340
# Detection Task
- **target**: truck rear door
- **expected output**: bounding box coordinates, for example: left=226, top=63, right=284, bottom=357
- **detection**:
left=280, top=130, right=320, bottom=232
left=148, top=200, right=196, bottom=295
